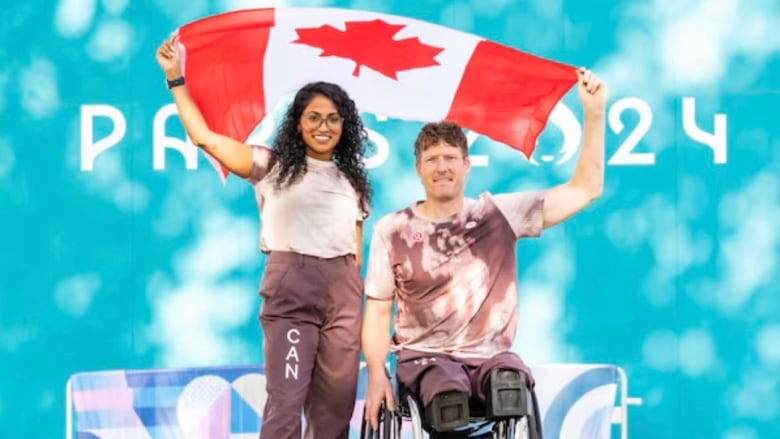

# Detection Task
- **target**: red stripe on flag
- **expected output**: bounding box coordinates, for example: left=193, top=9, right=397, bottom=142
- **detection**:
left=179, top=8, right=275, bottom=144
left=446, top=40, right=577, bottom=158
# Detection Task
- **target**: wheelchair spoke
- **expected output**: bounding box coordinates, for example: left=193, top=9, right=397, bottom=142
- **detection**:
left=408, top=395, right=425, bottom=439
left=516, top=416, right=529, bottom=439
left=495, top=420, right=505, bottom=438
left=383, top=406, right=392, bottom=438
left=507, top=418, right=516, bottom=439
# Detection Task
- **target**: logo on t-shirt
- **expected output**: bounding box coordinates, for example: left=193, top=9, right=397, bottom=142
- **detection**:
left=413, top=357, right=438, bottom=366
left=411, top=231, right=424, bottom=242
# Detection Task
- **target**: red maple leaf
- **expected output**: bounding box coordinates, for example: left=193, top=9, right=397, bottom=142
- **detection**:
left=292, top=19, right=445, bottom=80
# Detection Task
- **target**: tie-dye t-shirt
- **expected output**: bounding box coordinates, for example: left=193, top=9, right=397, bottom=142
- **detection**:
left=364, top=192, right=544, bottom=359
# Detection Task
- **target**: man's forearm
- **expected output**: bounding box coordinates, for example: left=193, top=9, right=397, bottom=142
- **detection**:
left=361, top=299, right=392, bottom=371
left=571, top=109, right=606, bottom=198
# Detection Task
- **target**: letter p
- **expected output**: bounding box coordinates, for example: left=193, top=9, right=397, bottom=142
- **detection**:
left=80, top=105, right=126, bottom=171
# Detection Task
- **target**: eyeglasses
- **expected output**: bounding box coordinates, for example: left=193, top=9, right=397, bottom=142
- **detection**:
left=302, top=113, right=343, bottom=130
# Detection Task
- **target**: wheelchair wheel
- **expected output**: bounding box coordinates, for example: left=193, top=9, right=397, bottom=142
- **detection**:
left=493, top=417, right=531, bottom=439
left=406, top=394, right=426, bottom=439
left=511, top=416, right=530, bottom=439
left=360, top=403, right=403, bottom=439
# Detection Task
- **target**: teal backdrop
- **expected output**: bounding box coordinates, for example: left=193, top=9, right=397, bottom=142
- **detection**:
left=2, top=1, right=779, bottom=438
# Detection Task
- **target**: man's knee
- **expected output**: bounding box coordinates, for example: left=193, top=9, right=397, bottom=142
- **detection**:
left=424, top=390, right=470, bottom=431
left=484, top=368, right=531, bottom=419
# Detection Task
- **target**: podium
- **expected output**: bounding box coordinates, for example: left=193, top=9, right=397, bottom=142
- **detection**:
left=67, top=363, right=641, bottom=438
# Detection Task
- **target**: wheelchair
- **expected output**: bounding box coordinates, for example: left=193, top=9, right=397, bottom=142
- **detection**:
left=360, top=368, right=543, bottom=439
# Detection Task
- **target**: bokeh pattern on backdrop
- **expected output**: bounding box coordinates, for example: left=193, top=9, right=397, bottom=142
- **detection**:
left=1, top=1, right=779, bottom=438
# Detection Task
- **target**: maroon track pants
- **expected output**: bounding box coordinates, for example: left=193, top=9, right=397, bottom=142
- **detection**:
left=258, top=251, right=363, bottom=439
left=396, top=350, right=534, bottom=407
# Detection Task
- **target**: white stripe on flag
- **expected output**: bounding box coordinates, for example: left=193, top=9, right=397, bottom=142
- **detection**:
left=264, top=7, right=480, bottom=121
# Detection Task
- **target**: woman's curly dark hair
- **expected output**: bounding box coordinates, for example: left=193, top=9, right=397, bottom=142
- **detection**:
left=268, top=81, right=372, bottom=212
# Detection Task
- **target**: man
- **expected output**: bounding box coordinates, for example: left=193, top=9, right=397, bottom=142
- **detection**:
left=361, top=68, right=606, bottom=432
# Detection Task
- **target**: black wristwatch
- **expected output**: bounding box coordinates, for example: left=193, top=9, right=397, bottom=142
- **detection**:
left=166, top=76, right=185, bottom=89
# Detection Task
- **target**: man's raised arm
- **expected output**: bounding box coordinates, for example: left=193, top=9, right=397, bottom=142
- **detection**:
left=542, top=68, right=607, bottom=228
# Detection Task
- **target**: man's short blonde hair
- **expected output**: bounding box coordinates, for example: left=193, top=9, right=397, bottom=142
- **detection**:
left=413, top=121, right=468, bottom=161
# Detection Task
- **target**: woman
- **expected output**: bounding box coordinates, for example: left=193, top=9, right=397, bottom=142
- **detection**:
left=156, top=35, right=371, bottom=439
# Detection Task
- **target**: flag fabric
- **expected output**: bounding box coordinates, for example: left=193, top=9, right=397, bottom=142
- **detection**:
left=177, top=7, right=577, bottom=179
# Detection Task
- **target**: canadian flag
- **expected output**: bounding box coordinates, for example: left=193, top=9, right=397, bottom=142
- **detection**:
left=178, top=7, right=577, bottom=178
